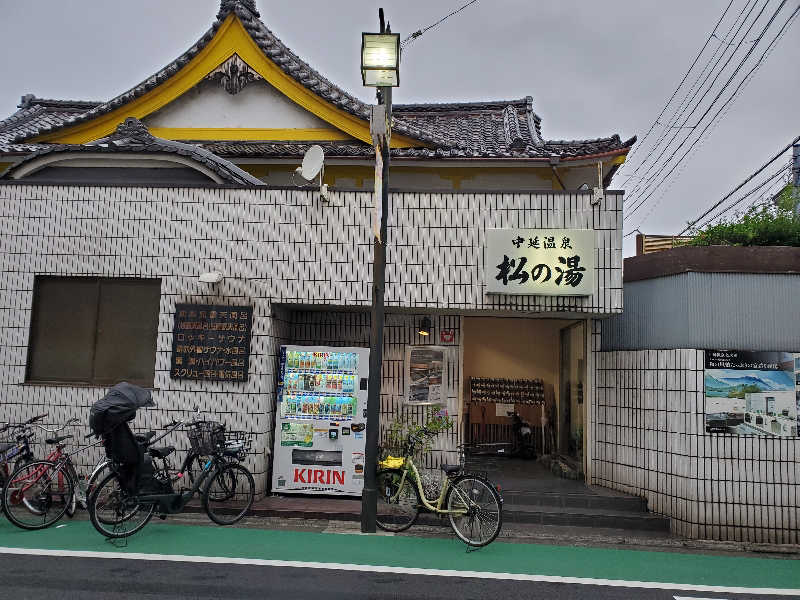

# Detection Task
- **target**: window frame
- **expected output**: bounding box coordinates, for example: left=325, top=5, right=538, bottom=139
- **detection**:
left=25, top=276, right=162, bottom=388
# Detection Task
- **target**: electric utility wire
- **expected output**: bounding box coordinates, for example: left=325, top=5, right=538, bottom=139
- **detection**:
left=617, top=0, right=734, bottom=186
left=626, top=0, right=796, bottom=217
left=622, top=0, right=760, bottom=198
left=620, top=0, right=756, bottom=190
left=625, top=1, right=798, bottom=223
left=630, top=2, right=799, bottom=225
left=699, top=162, right=791, bottom=225
left=623, top=0, right=768, bottom=205
left=677, top=136, right=800, bottom=234
left=748, top=170, right=794, bottom=210
left=401, top=0, right=479, bottom=49
left=622, top=9, right=760, bottom=204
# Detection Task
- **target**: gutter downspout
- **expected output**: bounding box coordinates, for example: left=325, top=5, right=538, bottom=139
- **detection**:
left=549, top=156, right=567, bottom=191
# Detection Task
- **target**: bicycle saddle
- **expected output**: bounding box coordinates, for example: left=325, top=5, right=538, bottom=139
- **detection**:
left=148, top=445, right=175, bottom=459
left=440, top=464, right=461, bottom=475
left=45, top=435, right=73, bottom=445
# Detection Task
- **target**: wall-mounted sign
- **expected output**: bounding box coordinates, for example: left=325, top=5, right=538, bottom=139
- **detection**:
left=170, top=303, right=253, bottom=382
left=406, top=345, right=448, bottom=405
left=440, top=329, right=455, bottom=343
left=485, top=229, right=595, bottom=296
left=704, top=350, right=799, bottom=437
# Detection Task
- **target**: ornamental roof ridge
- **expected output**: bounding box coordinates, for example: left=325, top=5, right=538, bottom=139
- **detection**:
left=2, top=117, right=264, bottom=186
left=218, top=0, right=259, bottom=19
left=395, top=98, right=532, bottom=112
left=17, top=95, right=103, bottom=110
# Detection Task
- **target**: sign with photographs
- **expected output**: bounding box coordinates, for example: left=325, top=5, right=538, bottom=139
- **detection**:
left=704, top=350, right=800, bottom=437
left=485, top=229, right=595, bottom=296
left=406, top=346, right=448, bottom=405
left=170, top=304, right=253, bottom=382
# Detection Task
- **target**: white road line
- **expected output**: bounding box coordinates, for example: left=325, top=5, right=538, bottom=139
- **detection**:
left=674, top=597, right=730, bottom=600
left=0, top=547, right=797, bottom=596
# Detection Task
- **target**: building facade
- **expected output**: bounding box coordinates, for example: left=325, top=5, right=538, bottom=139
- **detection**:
left=0, top=183, right=622, bottom=495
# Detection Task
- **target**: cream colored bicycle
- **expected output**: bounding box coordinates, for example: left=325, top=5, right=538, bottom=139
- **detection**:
left=376, top=427, right=503, bottom=547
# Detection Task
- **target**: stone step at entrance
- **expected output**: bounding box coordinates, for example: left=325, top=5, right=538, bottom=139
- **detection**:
left=502, top=502, right=670, bottom=532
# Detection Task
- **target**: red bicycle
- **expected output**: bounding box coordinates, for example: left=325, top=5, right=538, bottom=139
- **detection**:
left=2, top=420, right=99, bottom=530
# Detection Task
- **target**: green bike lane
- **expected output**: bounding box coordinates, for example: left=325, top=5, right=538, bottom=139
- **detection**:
left=1, top=518, right=799, bottom=595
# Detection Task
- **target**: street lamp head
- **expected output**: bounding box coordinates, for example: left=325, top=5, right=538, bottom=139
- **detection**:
left=361, top=33, right=400, bottom=87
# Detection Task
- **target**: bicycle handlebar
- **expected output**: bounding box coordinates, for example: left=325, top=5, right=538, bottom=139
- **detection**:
left=25, top=413, right=48, bottom=425
left=31, top=417, right=80, bottom=435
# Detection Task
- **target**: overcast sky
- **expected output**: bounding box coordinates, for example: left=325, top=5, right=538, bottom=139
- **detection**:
left=0, top=0, right=797, bottom=256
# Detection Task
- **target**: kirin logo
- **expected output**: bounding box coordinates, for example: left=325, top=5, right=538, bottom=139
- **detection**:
left=294, top=468, right=345, bottom=485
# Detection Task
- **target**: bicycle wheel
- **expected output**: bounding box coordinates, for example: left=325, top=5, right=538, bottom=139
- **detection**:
left=445, top=474, right=503, bottom=547
left=88, top=472, right=155, bottom=538
left=376, top=469, right=420, bottom=532
left=202, top=463, right=254, bottom=525
left=87, top=460, right=111, bottom=497
left=2, top=460, right=73, bottom=530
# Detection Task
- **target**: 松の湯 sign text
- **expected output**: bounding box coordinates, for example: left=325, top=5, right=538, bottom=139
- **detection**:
left=485, top=229, right=596, bottom=296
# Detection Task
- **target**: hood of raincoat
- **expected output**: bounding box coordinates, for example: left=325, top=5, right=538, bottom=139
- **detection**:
left=88, top=382, right=155, bottom=436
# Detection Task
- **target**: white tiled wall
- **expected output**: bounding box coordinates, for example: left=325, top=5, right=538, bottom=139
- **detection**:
left=0, top=184, right=621, bottom=495
left=595, top=348, right=799, bottom=544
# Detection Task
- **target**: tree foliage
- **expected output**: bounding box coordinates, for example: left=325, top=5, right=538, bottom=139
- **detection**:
left=683, top=185, right=800, bottom=247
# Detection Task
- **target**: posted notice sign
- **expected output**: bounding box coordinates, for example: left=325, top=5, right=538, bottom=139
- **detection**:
left=485, top=229, right=596, bottom=296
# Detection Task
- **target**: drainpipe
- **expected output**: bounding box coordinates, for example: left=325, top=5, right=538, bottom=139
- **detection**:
left=549, top=156, right=566, bottom=191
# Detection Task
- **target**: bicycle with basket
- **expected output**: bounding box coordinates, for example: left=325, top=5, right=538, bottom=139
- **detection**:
left=86, top=382, right=256, bottom=538
left=376, top=425, right=504, bottom=547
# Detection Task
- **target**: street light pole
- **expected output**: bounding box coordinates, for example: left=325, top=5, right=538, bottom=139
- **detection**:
left=361, top=9, right=393, bottom=534
left=793, top=142, right=799, bottom=216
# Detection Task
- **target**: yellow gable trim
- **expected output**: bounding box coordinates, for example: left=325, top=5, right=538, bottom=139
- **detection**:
left=32, top=15, right=425, bottom=149
left=149, top=127, right=353, bottom=141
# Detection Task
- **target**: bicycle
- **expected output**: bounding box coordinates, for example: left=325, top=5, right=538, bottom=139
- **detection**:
left=1, top=419, right=101, bottom=530
left=88, top=419, right=255, bottom=539
left=1, top=414, right=48, bottom=495
left=86, top=408, right=241, bottom=501
left=375, top=427, right=504, bottom=547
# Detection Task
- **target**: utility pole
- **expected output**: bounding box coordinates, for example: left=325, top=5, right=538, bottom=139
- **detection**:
left=793, top=143, right=799, bottom=216
left=361, top=8, right=393, bottom=534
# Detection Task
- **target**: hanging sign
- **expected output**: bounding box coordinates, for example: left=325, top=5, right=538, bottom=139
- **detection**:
left=485, top=229, right=595, bottom=296
left=170, top=304, right=253, bottom=382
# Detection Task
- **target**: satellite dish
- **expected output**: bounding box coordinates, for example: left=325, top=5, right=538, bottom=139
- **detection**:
left=300, top=145, right=324, bottom=180
left=293, top=144, right=329, bottom=201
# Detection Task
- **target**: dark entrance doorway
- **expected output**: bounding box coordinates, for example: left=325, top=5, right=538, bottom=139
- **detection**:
left=462, top=316, right=585, bottom=488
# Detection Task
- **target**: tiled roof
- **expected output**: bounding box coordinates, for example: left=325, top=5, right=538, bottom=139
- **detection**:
left=7, top=1, right=457, bottom=150
left=1, top=118, right=264, bottom=186
left=0, top=1, right=635, bottom=162
left=0, top=96, right=101, bottom=144
left=200, top=134, right=635, bottom=161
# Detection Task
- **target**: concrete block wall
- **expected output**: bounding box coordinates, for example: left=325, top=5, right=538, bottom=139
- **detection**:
left=594, top=348, right=799, bottom=544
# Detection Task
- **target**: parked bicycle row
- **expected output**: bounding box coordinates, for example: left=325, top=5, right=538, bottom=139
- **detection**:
left=1, top=382, right=256, bottom=538
left=3, top=382, right=503, bottom=546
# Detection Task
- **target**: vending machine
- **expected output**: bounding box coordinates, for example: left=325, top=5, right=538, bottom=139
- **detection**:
left=271, top=345, right=370, bottom=496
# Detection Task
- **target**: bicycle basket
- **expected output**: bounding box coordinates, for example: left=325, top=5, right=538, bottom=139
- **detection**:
left=378, top=456, right=404, bottom=470
left=187, top=421, right=225, bottom=454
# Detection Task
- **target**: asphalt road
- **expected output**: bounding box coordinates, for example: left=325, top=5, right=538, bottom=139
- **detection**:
left=0, top=554, right=782, bottom=600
